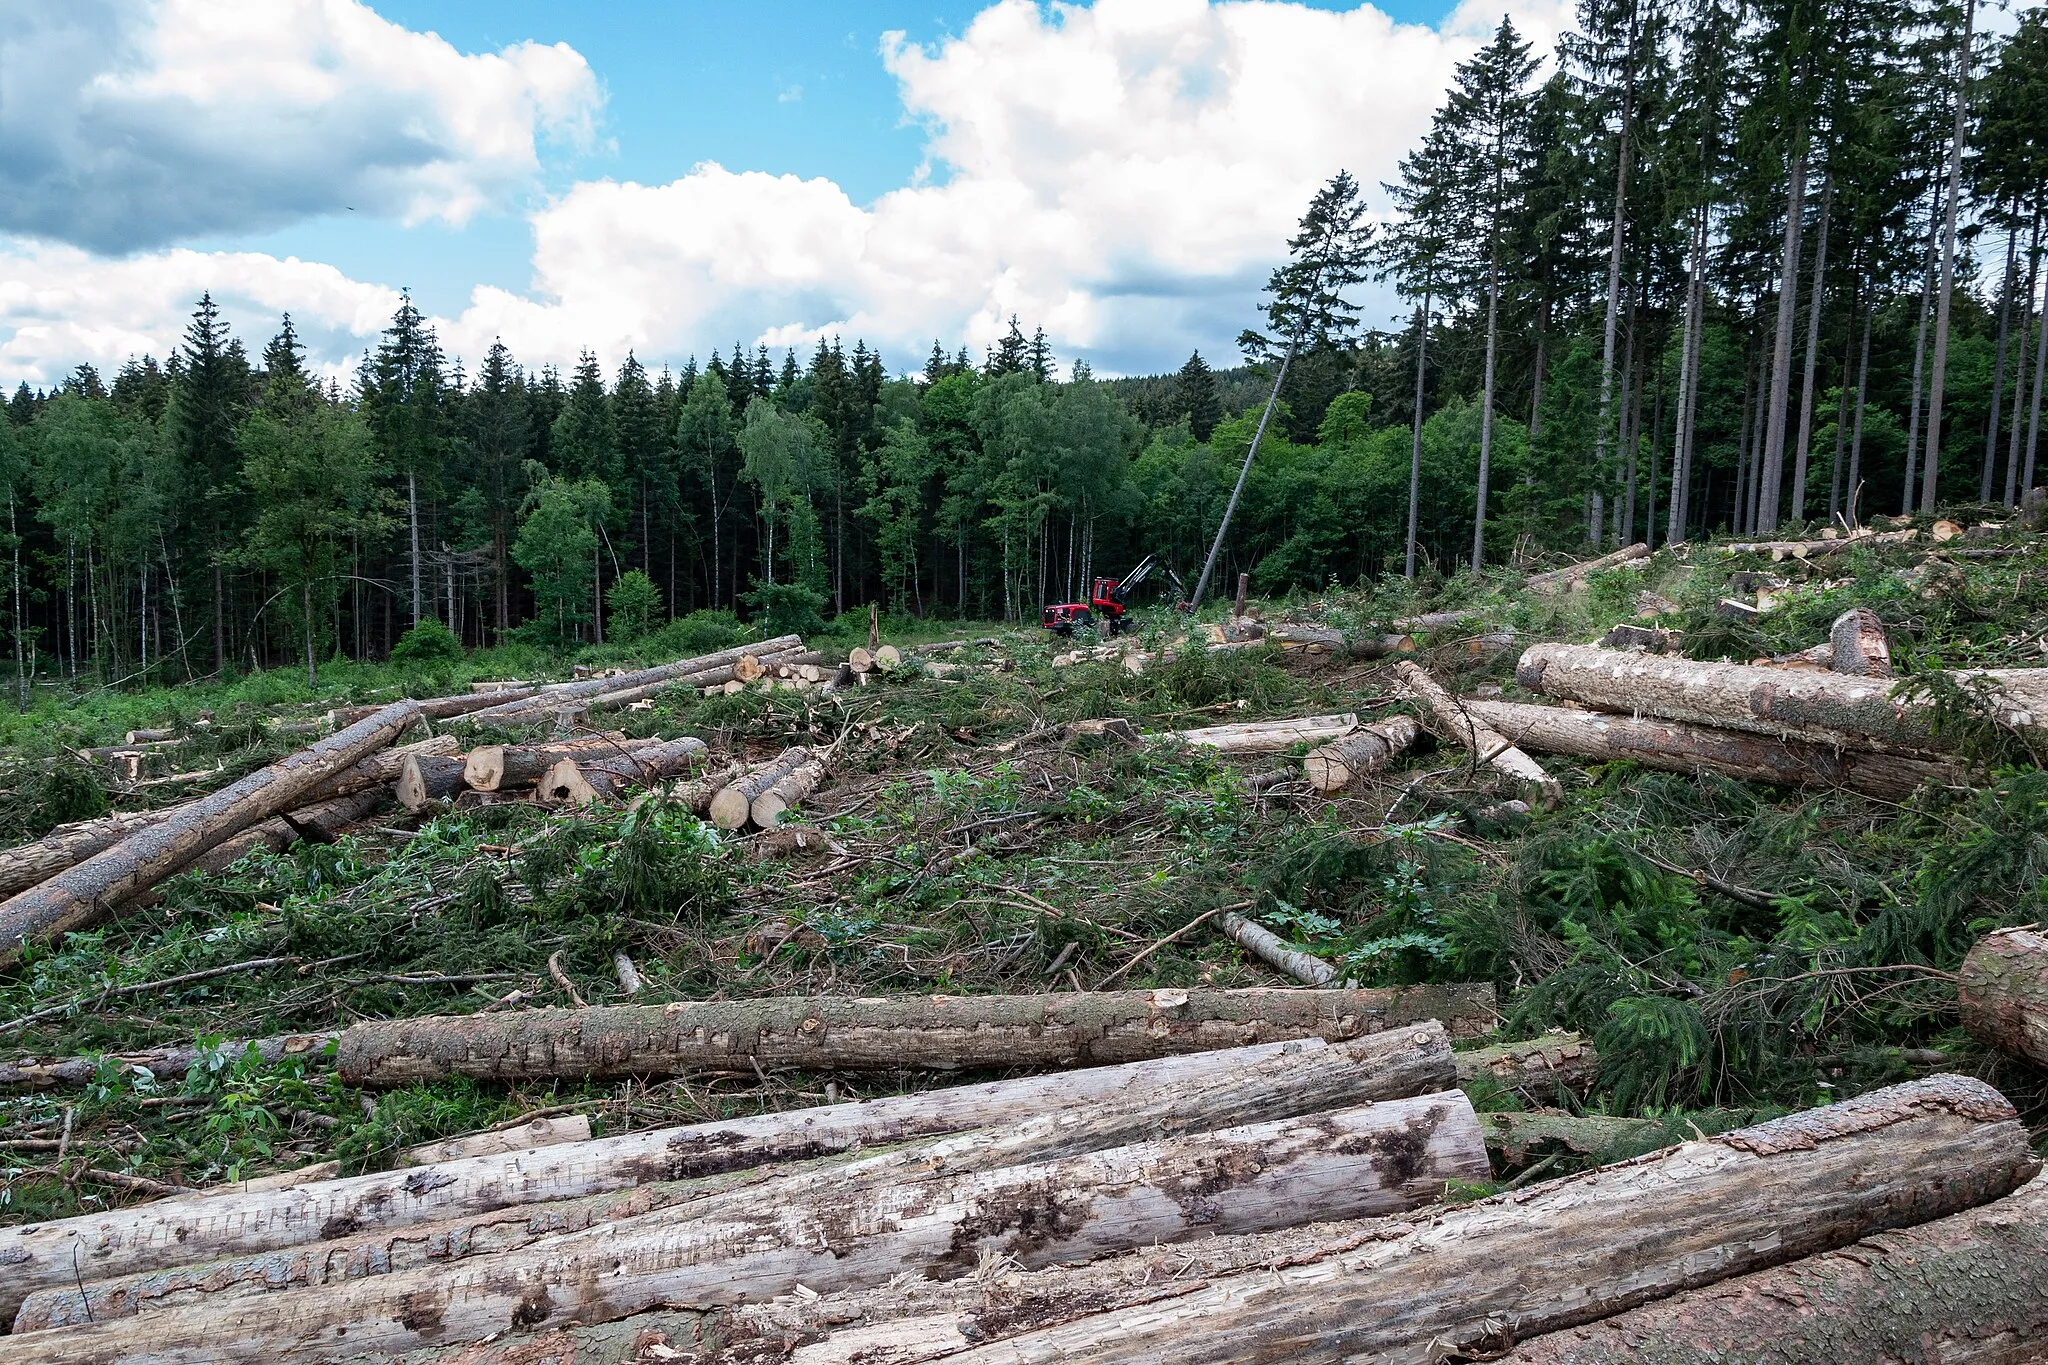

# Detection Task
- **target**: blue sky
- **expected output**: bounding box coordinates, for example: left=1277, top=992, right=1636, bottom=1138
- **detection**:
left=0, top=0, right=1561, bottom=385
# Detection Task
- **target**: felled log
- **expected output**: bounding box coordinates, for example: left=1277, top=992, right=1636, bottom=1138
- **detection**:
left=459, top=637, right=805, bottom=726
left=1303, top=715, right=1420, bottom=793
left=1395, top=609, right=1481, bottom=631
left=336, top=984, right=1495, bottom=1086
left=670, top=762, right=740, bottom=817
left=1396, top=660, right=1561, bottom=805
left=1481, top=1110, right=1667, bottom=1160
left=1959, top=927, right=2048, bottom=1068
left=1517, top=642, right=2048, bottom=751
left=535, top=737, right=708, bottom=806
left=0, top=1032, right=336, bottom=1091
left=226, top=1114, right=595, bottom=1197
left=7, top=1093, right=1487, bottom=1363
left=916, top=637, right=1001, bottom=654
left=1171, top=712, right=1359, bottom=753
left=1218, top=911, right=1338, bottom=984
left=1454, top=1032, right=1599, bottom=1100
left=1717, top=527, right=1920, bottom=558
left=1828, top=605, right=1893, bottom=677
left=720, top=1077, right=2033, bottom=1365
left=1462, top=699, right=1964, bottom=801
left=394, top=753, right=468, bottom=812
left=1501, top=1169, right=2048, bottom=1364
left=1266, top=625, right=1413, bottom=658
left=748, top=755, right=829, bottom=827
left=0, top=1032, right=1455, bottom=1327
left=326, top=688, right=541, bottom=728
left=0, top=702, right=422, bottom=964
left=707, top=747, right=814, bottom=829
left=187, top=790, right=387, bottom=872
left=1524, top=541, right=1648, bottom=590
left=463, top=737, right=654, bottom=792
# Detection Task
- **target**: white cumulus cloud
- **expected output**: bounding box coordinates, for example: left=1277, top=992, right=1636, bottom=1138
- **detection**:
left=0, top=0, right=600, bottom=253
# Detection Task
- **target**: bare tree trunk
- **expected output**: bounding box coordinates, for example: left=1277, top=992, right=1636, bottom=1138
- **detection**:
left=1848, top=299, right=1874, bottom=518
left=2007, top=215, right=2042, bottom=506
left=1904, top=187, right=1942, bottom=512
left=1594, top=46, right=1638, bottom=496
left=1670, top=207, right=1707, bottom=542
left=1475, top=243, right=1501, bottom=570
left=1986, top=218, right=2021, bottom=500
left=1921, top=0, right=1978, bottom=513
left=1395, top=660, right=1559, bottom=803
left=407, top=469, right=421, bottom=628
left=1733, top=341, right=1757, bottom=532
left=1406, top=281, right=1432, bottom=579
left=2029, top=210, right=2048, bottom=494
left=1619, top=313, right=1640, bottom=545
left=1758, top=149, right=1807, bottom=532
left=1791, top=170, right=1832, bottom=519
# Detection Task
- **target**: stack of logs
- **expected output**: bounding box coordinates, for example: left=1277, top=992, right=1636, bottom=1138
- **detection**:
left=0, top=984, right=2036, bottom=1363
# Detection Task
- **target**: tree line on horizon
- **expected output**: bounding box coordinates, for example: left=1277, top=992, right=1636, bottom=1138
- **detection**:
left=0, top=0, right=2041, bottom=686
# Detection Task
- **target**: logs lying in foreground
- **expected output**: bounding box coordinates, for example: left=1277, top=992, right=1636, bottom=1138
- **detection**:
left=676, top=1077, right=2032, bottom=1365
left=0, top=700, right=423, bottom=964
left=6, top=1093, right=1485, bottom=1364
left=748, top=753, right=828, bottom=826
left=1172, top=712, right=1359, bottom=753
left=0, top=1032, right=337, bottom=1091
left=394, top=752, right=467, bottom=811
left=457, top=635, right=805, bottom=726
left=1463, top=699, right=1966, bottom=801
left=463, top=736, right=655, bottom=792
left=1517, top=642, right=2048, bottom=750
left=537, top=736, right=708, bottom=805
left=1397, top=660, right=1561, bottom=805
left=0, top=1030, right=1455, bottom=1324
left=707, top=746, right=814, bottom=828
left=1524, top=541, right=1648, bottom=590
left=334, top=983, right=1496, bottom=1085
left=1304, top=714, right=1420, bottom=792
left=1958, top=926, right=2048, bottom=1068
left=1503, top=1169, right=2048, bottom=1364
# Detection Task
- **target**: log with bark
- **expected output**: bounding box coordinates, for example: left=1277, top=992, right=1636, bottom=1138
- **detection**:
left=1523, top=541, right=1648, bottom=590
left=457, top=637, right=805, bottom=726
left=462, top=737, right=654, bottom=792
left=1517, top=642, right=2048, bottom=751
left=0, top=1032, right=336, bottom=1091
left=658, top=1076, right=2034, bottom=1365
left=1959, top=926, right=2048, bottom=1068
left=707, top=747, right=815, bottom=829
left=1396, top=660, right=1562, bottom=805
left=224, top=1114, right=596, bottom=1197
left=1462, top=699, right=1965, bottom=801
left=670, top=762, right=740, bottom=817
left=2, top=1093, right=1487, bottom=1363
left=0, top=1030, right=1456, bottom=1327
left=336, top=983, right=1496, bottom=1085
left=747, top=754, right=829, bottom=827
left=1501, top=1169, right=2048, bottom=1364
left=1170, top=712, right=1359, bottom=753
left=0, top=701, right=422, bottom=963
left=1455, top=1031, right=1599, bottom=1100
left=535, top=737, right=709, bottom=806
left=394, top=752, right=468, bottom=812
left=1265, top=624, right=1413, bottom=658
left=326, top=689, right=542, bottom=728
left=187, top=789, right=388, bottom=872
left=1827, top=605, right=1894, bottom=677
left=1716, top=527, right=1920, bottom=559
left=1302, top=715, right=1421, bottom=793
left=1217, top=911, right=1338, bottom=984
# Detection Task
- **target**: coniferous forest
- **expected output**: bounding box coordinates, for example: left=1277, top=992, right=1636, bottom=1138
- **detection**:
left=1, top=0, right=2044, bottom=683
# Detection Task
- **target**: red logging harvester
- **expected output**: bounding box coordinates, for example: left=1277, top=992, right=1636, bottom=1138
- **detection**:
left=1040, top=555, right=1188, bottom=636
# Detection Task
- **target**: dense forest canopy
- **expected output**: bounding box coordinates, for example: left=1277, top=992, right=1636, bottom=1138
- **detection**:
left=0, top=0, right=2043, bottom=683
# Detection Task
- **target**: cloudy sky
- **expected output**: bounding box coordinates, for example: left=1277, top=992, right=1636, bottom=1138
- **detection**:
left=0, top=0, right=1577, bottom=388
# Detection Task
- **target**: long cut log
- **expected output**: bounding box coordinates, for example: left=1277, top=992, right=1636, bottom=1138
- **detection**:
left=0, top=702, right=422, bottom=963
left=336, top=983, right=1496, bottom=1085
left=749, top=755, right=829, bottom=827
left=1396, top=660, right=1561, bottom=805
left=1959, top=926, right=2048, bottom=1068
left=1524, top=541, right=1648, bottom=590
left=1464, top=699, right=1965, bottom=801
left=1170, top=713, right=1358, bottom=753
left=1, top=1093, right=1488, bottom=1363
left=0, top=1033, right=1440, bottom=1324
left=707, top=747, right=814, bottom=829
left=737, top=1076, right=2035, bottom=1365
left=1517, top=642, right=2048, bottom=751
left=586, top=645, right=810, bottom=712
left=1501, top=1169, right=2048, bottom=1364
left=537, top=737, right=709, bottom=805
left=0, top=1032, right=336, bottom=1091
left=1454, top=1031, right=1599, bottom=1101
left=326, top=689, right=541, bottom=728
left=1303, top=715, right=1421, bottom=792
left=462, top=737, right=653, bottom=792
left=460, top=637, right=804, bottom=726
left=186, top=790, right=387, bottom=873
left=1217, top=911, right=1338, bottom=984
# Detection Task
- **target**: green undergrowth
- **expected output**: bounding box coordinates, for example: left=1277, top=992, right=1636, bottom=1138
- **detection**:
left=7, top=531, right=2048, bottom=1221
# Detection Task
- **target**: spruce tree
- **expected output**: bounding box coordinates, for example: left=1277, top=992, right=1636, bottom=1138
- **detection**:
left=1172, top=351, right=1222, bottom=441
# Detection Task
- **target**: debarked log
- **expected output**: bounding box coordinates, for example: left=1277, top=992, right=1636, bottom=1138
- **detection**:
left=334, top=983, right=1498, bottom=1086
left=0, top=1093, right=1488, bottom=1364
left=1462, top=699, right=1966, bottom=800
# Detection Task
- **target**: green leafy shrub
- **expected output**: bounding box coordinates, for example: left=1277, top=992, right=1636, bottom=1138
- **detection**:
left=605, top=570, right=664, bottom=641
left=389, top=619, right=462, bottom=666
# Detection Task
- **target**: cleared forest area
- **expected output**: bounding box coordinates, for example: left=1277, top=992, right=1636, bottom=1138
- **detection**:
left=2, top=513, right=2048, bottom=1361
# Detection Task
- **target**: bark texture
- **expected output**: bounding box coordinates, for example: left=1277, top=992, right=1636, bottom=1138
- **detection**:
left=1171, top=713, right=1359, bottom=753
left=1303, top=716, right=1421, bottom=793
left=336, top=984, right=1497, bottom=1085
left=535, top=738, right=708, bottom=806
left=764, top=1077, right=2034, bottom=1365
left=1464, top=699, right=1963, bottom=801
left=395, top=754, right=469, bottom=812
left=0, top=1095, right=1486, bottom=1363
left=1524, top=543, right=1649, bottom=591
left=1827, top=606, right=1893, bottom=678
left=0, top=1032, right=336, bottom=1091
left=463, top=738, right=654, bottom=792
left=1396, top=661, right=1561, bottom=804
left=0, top=1037, right=1372, bottom=1318
left=749, top=756, right=829, bottom=828
left=1502, top=1170, right=2048, bottom=1365
left=708, top=748, right=816, bottom=829
left=0, top=701, right=422, bottom=962
left=1517, top=642, right=2048, bottom=751
left=1455, top=1031, right=1600, bottom=1101
left=16, top=1029, right=1463, bottom=1333
left=188, top=790, right=388, bottom=873
left=459, top=637, right=805, bottom=727
left=1217, top=912, right=1338, bottom=984
left=1959, top=927, right=2048, bottom=1068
